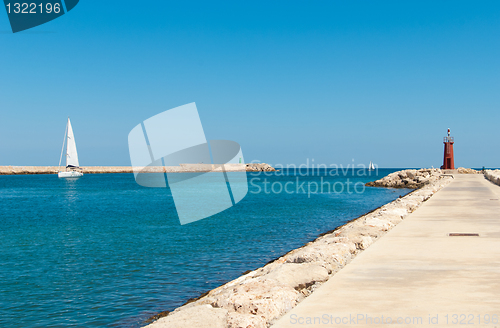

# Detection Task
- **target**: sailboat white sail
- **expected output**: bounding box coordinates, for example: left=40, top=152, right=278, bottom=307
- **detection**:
left=368, top=161, right=375, bottom=170
left=58, top=118, right=83, bottom=178
left=66, top=119, right=80, bottom=168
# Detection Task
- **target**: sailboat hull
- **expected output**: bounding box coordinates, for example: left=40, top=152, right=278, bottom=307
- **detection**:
left=58, top=171, right=83, bottom=178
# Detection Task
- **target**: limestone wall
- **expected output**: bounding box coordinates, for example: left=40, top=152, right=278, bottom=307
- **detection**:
left=0, top=166, right=134, bottom=175
left=0, top=164, right=275, bottom=175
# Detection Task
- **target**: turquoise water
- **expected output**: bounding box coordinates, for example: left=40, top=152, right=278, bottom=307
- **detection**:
left=0, top=169, right=409, bottom=328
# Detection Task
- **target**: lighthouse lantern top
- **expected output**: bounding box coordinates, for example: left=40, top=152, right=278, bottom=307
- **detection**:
left=444, top=128, right=454, bottom=143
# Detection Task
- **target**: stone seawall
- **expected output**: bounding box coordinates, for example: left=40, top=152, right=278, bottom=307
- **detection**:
left=143, top=171, right=453, bottom=328
left=366, top=167, right=480, bottom=189
left=0, top=164, right=275, bottom=175
left=0, top=166, right=135, bottom=175
left=484, top=170, right=500, bottom=186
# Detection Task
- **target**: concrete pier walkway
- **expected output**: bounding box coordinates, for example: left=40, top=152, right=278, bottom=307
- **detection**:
left=272, top=175, right=500, bottom=328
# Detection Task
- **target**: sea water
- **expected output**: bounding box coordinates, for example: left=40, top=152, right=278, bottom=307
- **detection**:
left=0, top=169, right=410, bottom=327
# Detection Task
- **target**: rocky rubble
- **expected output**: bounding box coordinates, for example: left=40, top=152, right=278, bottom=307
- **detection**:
left=484, top=170, right=500, bottom=186
left=144, top=171, right=452, bottom=328
left=245, top=163, right=276, bottom=172
left=366, top=168, right=449, bottom=189
left=455, top=167, right=482, bottom=174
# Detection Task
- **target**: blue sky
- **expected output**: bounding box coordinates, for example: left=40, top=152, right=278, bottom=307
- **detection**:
left=1, top=1, right=499, bottom=168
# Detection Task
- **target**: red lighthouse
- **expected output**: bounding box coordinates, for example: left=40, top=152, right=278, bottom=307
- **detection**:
left=441, top=128, right=455, bottom=170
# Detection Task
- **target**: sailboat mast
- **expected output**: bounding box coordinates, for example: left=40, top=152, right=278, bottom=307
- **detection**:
left=58, top=119, right=69, bottom=168
left=65, top=117, right=71, bottom=167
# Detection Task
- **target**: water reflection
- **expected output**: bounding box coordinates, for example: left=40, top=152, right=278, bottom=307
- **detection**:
left=62, top=177, right=80, bottom=214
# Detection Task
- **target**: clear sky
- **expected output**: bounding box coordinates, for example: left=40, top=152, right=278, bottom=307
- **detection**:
left=1, top=1, right=499, bottom=168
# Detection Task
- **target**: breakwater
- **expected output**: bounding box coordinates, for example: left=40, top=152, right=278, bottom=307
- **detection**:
left=144, top=170, right=453, bottom=328
left=0, top=163, right=275, bottom=175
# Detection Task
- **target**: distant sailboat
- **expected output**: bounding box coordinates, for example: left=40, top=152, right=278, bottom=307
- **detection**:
left=58, top=118, right=83, bottom=178
left=368, top=161, right=375, bottom=171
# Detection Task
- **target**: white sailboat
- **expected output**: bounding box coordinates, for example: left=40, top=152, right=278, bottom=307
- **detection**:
left=368, top=161, right=375, bottom=171
left=58, top=118, right=83, bottom=178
